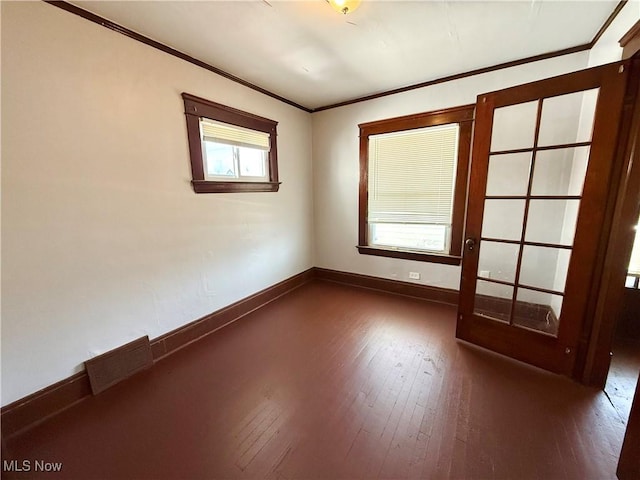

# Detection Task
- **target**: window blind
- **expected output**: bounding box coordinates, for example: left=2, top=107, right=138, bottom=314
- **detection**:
left=200, top=118, right=270, bottom=151
left=368, top=123, right=459, bottom=225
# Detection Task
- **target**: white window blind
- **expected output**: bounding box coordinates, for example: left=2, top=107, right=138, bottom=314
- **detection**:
left=200, top=118, right=270, bottom=151
left=368, top=123, right=459, bottom=225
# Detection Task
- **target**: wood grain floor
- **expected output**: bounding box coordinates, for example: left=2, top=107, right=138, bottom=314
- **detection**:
left=606, top=336, right=640, bottom=425
left=2, top=281, right=627, bottom=479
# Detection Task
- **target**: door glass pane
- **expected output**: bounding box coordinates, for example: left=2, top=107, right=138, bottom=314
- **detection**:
left=513, top=288, right=562, bottom=336
left=482, top=199, right=525, bottom=241
left=519, top=245, right=571, bottom=293
left=490, top=101, right=538, bottom=152
left=486, top=153, right=531, bottom=196
left=478, top=241, right=519, bottom=283
left=525, top=199, right=580, bottom=246
left=531, top=147, right=590, bottom=196
left=474, top=280, right=513, bottom=323
left=538, top=88, right=599, bottom=147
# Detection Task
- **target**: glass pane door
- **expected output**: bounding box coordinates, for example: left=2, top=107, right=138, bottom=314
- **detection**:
left=457, top=61, right=630, bottom=377
left=472, top=88, right=598, bottom=337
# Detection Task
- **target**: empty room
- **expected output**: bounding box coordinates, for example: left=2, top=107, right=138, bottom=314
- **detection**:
left=3, top=1, right=640, bottom=478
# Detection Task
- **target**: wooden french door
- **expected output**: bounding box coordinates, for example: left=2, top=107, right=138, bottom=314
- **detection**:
left=457, top=61, right=631, bottom=376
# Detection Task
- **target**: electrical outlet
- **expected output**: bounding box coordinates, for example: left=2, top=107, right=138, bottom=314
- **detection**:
left=480, top=270, right=491, bottom=278
left=409, top=272, right=420, bottom=280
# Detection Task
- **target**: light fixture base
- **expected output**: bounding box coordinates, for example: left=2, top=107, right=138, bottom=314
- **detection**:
left=327, top=0, right=361, bottom=15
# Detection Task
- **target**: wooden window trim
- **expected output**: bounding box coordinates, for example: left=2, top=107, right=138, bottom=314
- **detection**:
left=182, top=93, right=280, bottom=193
left=357, top=104, right=474, bottom=265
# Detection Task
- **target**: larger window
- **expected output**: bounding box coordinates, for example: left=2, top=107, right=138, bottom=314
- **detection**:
left=358, top=105, right=474, bottom=265
left=182, top=93, right=280, bottom=193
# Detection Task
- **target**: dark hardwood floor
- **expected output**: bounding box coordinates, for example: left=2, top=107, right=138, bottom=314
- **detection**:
left=2, top=281, right=627, bottom=479
left=606, top=336, right=640, bottom=425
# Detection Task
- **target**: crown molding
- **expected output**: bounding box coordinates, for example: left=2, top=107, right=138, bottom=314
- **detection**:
left=41, top=0, right=631, bottom=113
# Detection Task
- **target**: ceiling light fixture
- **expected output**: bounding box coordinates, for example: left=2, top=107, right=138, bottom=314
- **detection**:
left=327, top=0, right=361, bottom=15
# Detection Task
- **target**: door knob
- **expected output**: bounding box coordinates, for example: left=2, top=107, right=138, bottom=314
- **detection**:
left=465, top=238, right=476, bottom=251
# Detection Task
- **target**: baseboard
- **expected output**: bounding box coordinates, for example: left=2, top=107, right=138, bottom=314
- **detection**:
left=1, top=267, right=454, bottom=439
left=313, top=267, right=459, bottom=306
left=0, top=372, right=92, bottom=441
left=151, top=269, right=314, bottom=359
left=1, top=268, right=314, bottom=440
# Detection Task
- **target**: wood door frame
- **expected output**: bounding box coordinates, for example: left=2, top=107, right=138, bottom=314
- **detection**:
left=458, top=60, right=632, bottom=378
left=580, top=56, right=640, bottom=387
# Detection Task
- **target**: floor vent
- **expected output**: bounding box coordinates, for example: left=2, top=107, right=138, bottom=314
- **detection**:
left=85, top=336, right=153, bottom=395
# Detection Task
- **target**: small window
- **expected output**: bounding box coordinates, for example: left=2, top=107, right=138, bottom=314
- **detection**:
left=182, top=93, right=279, bottom=193
left=358, top=105, right=474, bottom=265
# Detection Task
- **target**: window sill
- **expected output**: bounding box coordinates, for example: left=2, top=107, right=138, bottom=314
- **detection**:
left=356, top=245, right=461, bottom=266
left=192, top=180, right=281, bottom=193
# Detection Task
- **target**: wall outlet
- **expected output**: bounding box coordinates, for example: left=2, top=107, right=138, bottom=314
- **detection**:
left=409, top=272, right=420, bottom=280
left=480, top=270, right=491, bottom=278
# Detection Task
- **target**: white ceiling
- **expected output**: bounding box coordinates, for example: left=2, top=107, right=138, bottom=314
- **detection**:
left=71, top=1, right=621, bottom=110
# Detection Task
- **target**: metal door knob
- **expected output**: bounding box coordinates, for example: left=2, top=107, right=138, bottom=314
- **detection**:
left=465, top=238, right=476, bottom=251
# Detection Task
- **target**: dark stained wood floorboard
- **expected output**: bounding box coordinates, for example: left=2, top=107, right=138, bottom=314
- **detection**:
left=2, top=281, right=627, bottom=479
left=606, top=335, right=640, bottom=424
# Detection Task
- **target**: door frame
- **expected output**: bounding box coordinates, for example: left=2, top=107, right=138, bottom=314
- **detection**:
left=581, top=56, right=640, bottom=387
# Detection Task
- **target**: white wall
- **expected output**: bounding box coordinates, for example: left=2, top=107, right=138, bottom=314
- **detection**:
left=1, top=2, right=314, bottom=406
left=312, top=53, right=591, bottom=290
left=588, top=0, right=640, bottom=67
